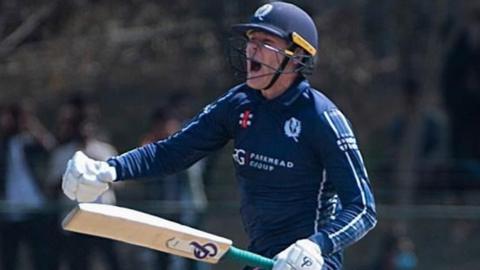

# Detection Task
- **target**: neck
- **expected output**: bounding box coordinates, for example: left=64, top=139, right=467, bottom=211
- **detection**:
left=261, top=74, right=299, bottom=100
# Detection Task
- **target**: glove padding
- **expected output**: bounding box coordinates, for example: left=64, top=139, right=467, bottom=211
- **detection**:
left=62, top=151, right=116, bottom=202
left=273, top=239, right=324, bottom=270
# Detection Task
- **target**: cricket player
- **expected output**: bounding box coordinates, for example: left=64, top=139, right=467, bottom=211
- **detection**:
left=62, top=2, right=377, bottom=269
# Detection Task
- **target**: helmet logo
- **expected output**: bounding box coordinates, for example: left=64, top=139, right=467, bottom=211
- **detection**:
left=254, top=4, right=273, bottom=21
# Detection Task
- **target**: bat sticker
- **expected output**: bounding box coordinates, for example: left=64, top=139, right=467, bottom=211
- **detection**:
left=190, top=241, right=218, bottom=259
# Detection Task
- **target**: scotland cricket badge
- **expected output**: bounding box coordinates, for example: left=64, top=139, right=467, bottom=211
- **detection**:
left=284, top=117, right=301, bottom=142
left=239, top=110, right=253, bottom=128
left=254, top=4, right=273, bottom=21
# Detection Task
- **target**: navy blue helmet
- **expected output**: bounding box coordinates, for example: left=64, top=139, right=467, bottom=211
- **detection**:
left=232, top=2, right=318, bottom=57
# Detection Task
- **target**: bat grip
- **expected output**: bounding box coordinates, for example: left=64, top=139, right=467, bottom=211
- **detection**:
left=225, top=246, right=275, bottom=270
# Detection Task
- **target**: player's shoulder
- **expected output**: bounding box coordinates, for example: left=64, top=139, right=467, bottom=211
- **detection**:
left=301, top=86, right=338, bottom=117
left=301, top=87, right=355, bottom=139
left=227, top=83, right=257, bottom=99
left=200, top=83, right=256, bottom=117
left=220, top=83, right=259, bottom=106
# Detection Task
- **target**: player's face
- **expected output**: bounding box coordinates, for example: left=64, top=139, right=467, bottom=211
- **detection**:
left=245, top=31, right=290, bottom=90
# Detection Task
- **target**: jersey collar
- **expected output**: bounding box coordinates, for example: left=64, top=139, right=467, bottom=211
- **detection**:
left=270, top=78, right=310, bottom=107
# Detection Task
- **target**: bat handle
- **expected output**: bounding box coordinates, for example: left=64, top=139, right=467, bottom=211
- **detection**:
left=225, top=246, right=275, bottom=270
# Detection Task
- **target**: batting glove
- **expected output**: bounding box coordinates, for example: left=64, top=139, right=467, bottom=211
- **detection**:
left=273, top=239, right=324, bottom=270
left=62, top=151, right=116, bottom=202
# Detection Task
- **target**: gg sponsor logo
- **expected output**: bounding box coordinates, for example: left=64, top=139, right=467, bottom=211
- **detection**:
left=232, top=148, right=294, bottom=171
left=232, top=148, right=246, bottom=165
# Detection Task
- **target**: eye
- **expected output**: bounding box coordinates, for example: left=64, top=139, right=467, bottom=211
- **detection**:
left=247, top=38, right=260, bottom=46
left=260, top=38, right=275, bottom=47
left=262, top=38, right=275, bottom=46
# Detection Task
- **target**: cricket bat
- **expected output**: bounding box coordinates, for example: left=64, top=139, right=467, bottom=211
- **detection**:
left=62, top=203, right=274, bottom=269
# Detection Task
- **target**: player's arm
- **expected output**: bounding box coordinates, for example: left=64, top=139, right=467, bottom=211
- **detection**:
left=108, top=91, right=234, bottom=180
left=272, top=108, right=376, bottom=270
left=308, top=108, right=377, bottom=255
left=62, top=90, right=236, bottom=202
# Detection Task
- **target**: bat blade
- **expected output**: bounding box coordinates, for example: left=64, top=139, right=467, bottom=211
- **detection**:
left=62, top=203, right=231, bottom=264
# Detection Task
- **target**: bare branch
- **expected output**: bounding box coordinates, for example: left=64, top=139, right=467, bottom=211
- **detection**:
left=0, top=2, right=57, bottom=58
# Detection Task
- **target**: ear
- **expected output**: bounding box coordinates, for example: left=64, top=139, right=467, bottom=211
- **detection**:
left=291, top=48, right=308, bottom=64
left=290, top=48, right=315, bottom=76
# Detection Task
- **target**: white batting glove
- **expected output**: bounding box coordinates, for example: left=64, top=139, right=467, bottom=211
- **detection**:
left=273, top=239, right=324, bottom=270
left=62, top=151, right=116, bottom=202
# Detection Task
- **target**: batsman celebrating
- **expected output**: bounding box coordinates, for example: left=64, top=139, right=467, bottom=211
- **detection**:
left=62, top=2, right=377, bottom=269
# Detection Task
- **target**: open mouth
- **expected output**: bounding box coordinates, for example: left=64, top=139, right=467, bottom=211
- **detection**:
left=249, top=59, right=262, bottom=72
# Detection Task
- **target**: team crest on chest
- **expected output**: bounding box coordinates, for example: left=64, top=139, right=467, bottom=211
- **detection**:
left=284, top=117, right=302, bottom=142
left=239, top=110, right=253, bottom=128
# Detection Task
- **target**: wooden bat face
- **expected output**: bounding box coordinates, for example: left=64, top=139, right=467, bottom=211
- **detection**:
left=62, top=203, right=232, bottom=264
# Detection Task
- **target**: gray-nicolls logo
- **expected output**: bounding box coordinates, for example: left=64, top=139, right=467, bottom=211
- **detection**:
left=254, top=4, right=273, bottom=21
left=239, top=110, right=253, bottom=128
left=284, top=117, right=302, bottom=142
left=301, top=256, right=313, bottom=268
left=190, top=241, right=218, bottom=259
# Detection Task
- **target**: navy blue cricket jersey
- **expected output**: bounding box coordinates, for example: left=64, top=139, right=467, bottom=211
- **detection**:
left=107, top=78, right=377, bottom=269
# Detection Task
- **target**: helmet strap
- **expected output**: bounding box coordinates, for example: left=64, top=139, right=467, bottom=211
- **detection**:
left=262, top=44, right=297, bottom=90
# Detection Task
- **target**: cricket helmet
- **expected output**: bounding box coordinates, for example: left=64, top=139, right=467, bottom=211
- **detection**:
left=232, top=1, right=318, bottom=58
left=228, top=1, right=318, bottom=84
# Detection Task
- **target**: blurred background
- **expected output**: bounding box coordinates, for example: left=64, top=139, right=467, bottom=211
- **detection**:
left=1, top=0, right=480, bottom=269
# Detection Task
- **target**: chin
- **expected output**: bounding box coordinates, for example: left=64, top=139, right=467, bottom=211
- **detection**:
left=246, top=80, right=261, bottom=90
left=246, top=74, right=270, bottom=90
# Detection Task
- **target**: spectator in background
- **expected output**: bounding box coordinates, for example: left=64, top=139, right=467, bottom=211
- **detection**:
left=46, top=95, right=120, bottom=270
left=386, top=78, right=447, bottom=205
left=442, top=4, right=480, bottom=194
left=373, top=225, right=417, bottom=270
left=167, top=93, right=198, bottom=122
left=379, top=79, right=443, bottom=270
left=140, top=105, right=208, bottom=270
left=167, top=93, right=219, bottom=203
left=0, top=102, right=56, bottom=270
left=141, top=105, right=208, bottom=226
left=440, top=4, right=480, bottom=249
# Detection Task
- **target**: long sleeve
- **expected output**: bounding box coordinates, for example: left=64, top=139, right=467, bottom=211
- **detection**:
left=108, top=91, right=235, bottom=180
left=309, top=108, right=377, bottom=255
